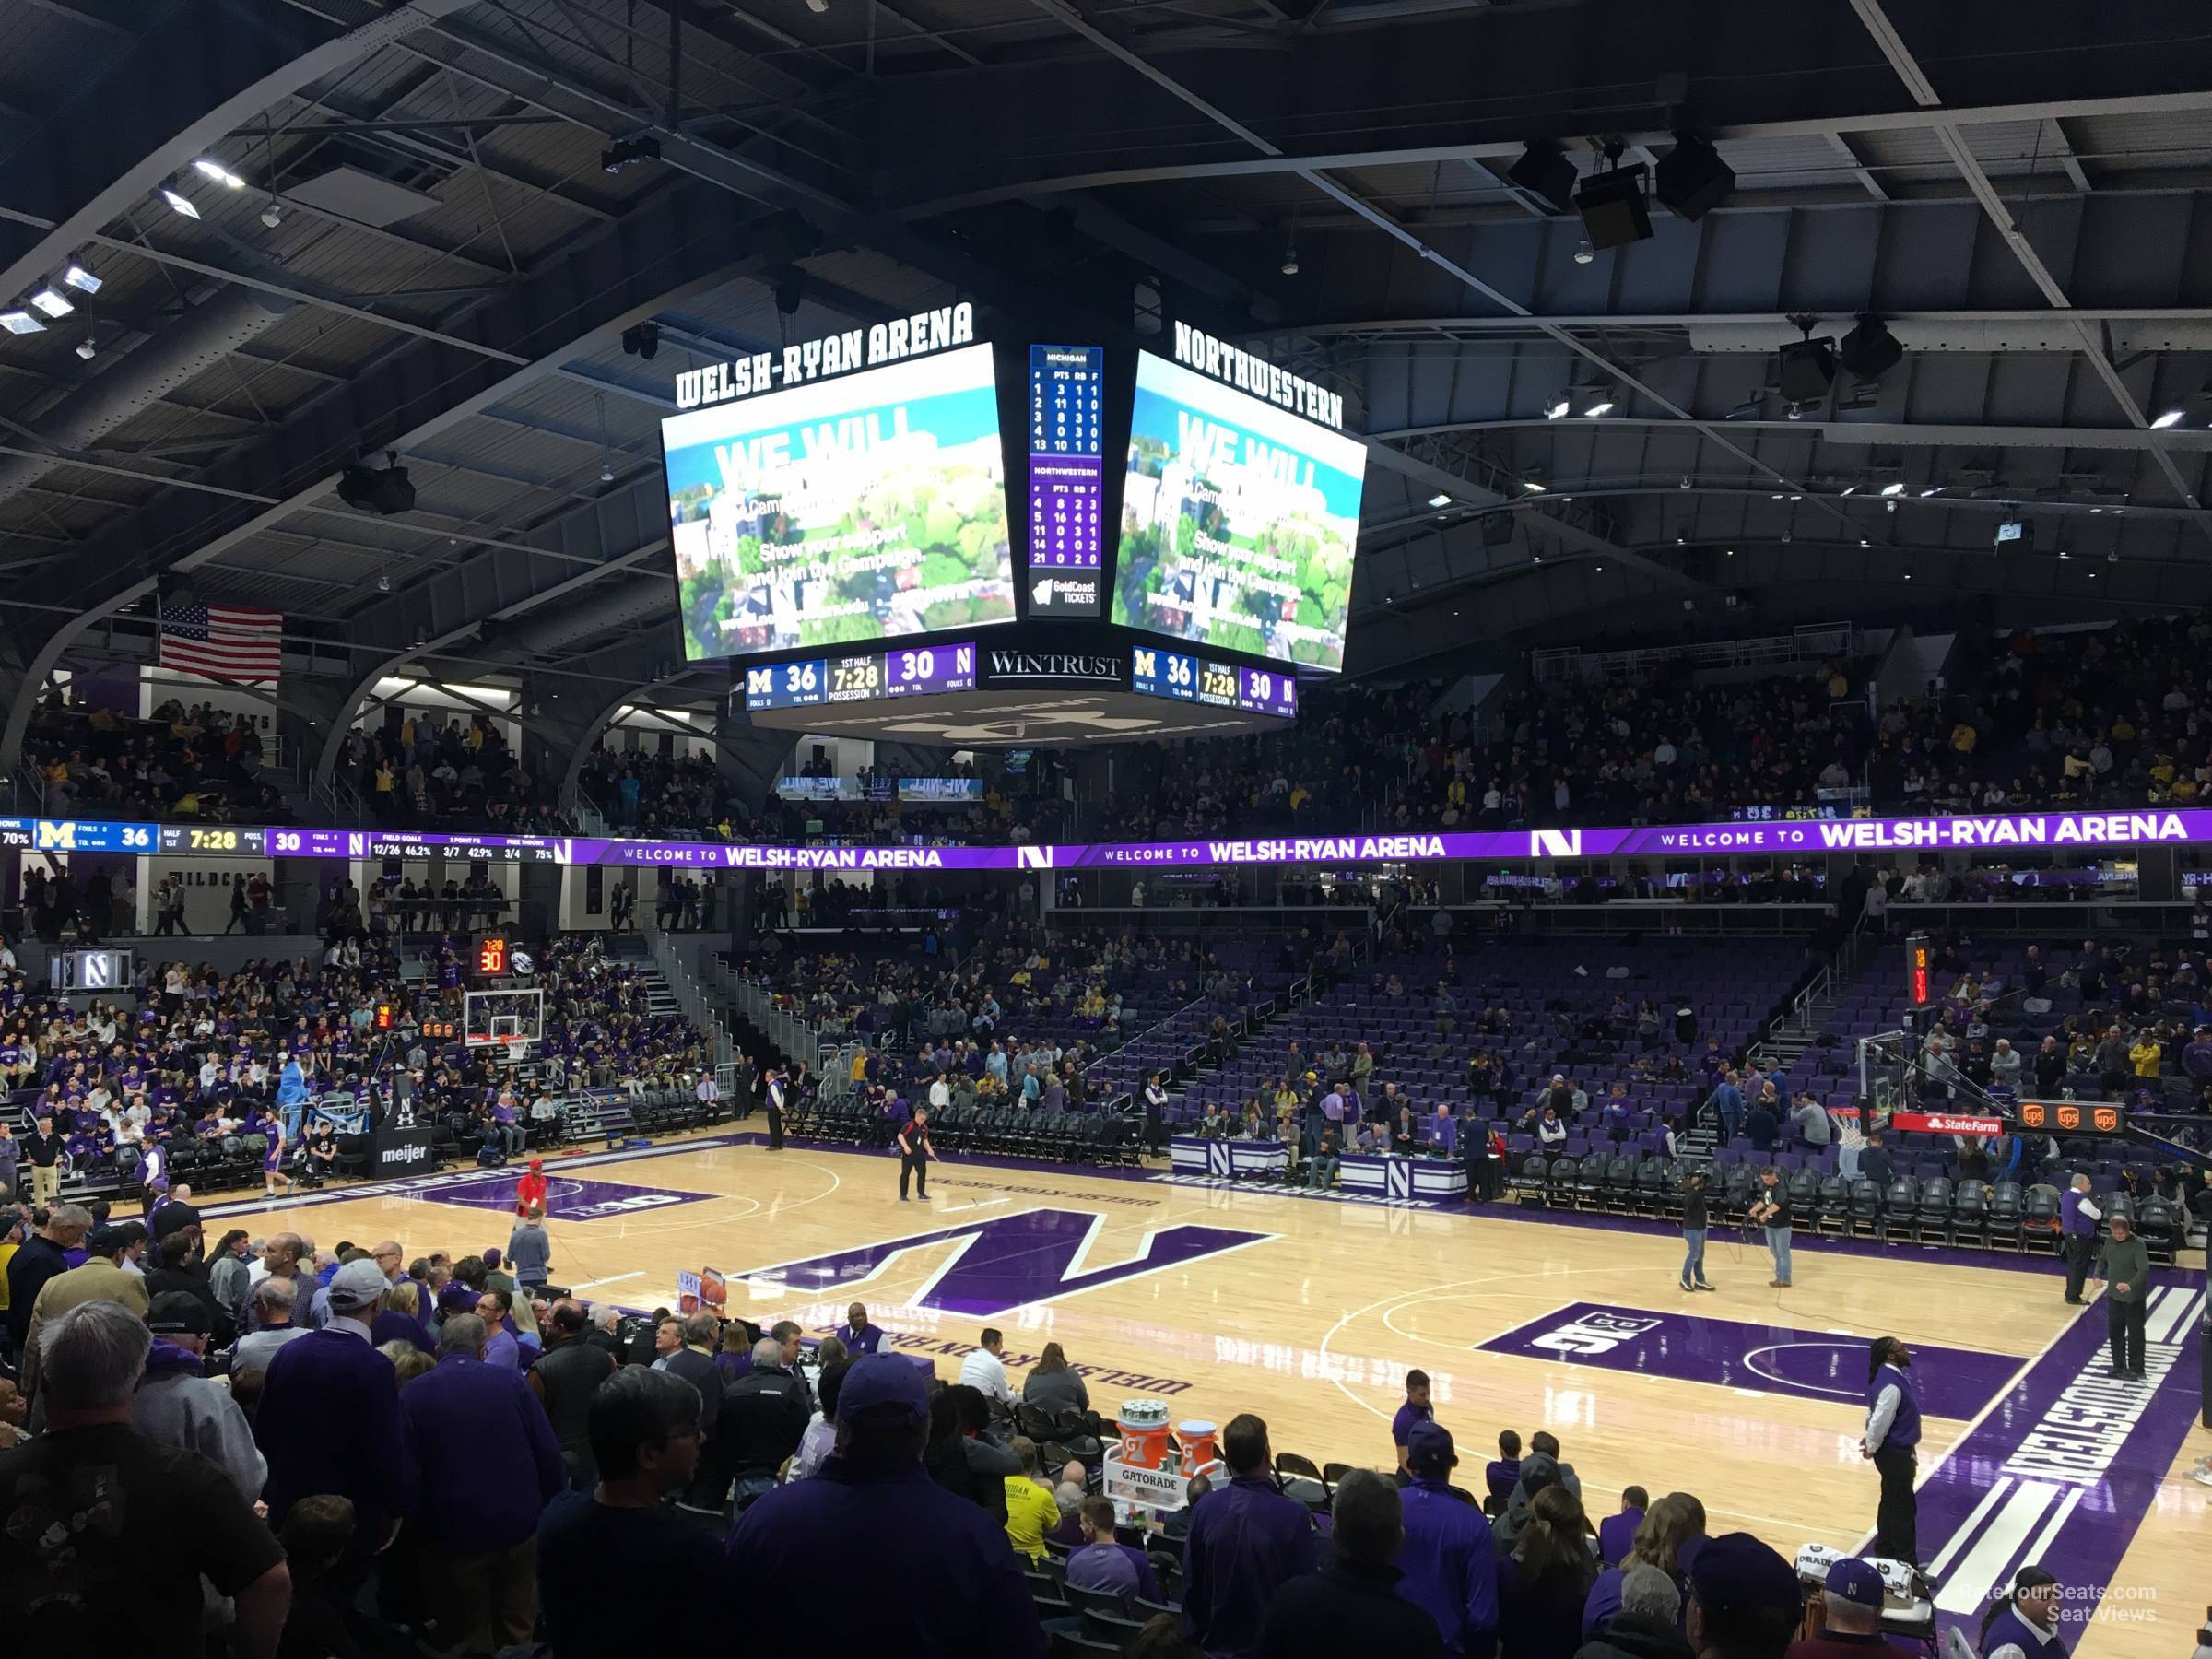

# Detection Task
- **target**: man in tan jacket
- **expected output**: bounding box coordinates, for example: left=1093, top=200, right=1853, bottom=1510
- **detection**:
left=22, top=1221, right=151, bottom=1410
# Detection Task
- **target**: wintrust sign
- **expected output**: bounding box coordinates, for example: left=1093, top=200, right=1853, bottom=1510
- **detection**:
left=981, top=650, right=1126, bottom=688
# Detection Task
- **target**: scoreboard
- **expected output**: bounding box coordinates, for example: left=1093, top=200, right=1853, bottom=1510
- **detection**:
left=1129, top=645, right=1298, bottom=719
left=1026, top=344, right=1105, bottom=616
left=743, top=641, right=978, bottom=712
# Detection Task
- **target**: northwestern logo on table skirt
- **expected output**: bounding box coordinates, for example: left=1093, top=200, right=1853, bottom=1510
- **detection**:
left=430, top=1174, right=715, bottom=1221
left=731, top=1207, right=1273, bottom=1317
left=1478, top=1301, right=2025, bottom=1417
left=1905, top=1281, right=2206, bottom=1641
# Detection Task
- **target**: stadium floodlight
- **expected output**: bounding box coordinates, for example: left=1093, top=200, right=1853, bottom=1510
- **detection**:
left=192, top=158, right=247, bottom=190
left=2152, top=407, right=2185, bottom=429
left=1878, top=482, right=1906, bottom=497
left=0, top=309, right=43, bottom=335
left=62, top=264, right=100, bottom=295
left=1582, top=399, right=1615, bottom=417
left=161, top=188, right=201, bottom=219
left=1427, top=493, right=1453, bottom=507
left=1544, top=397, right=1571, bottom=419
left=28, top=288, right=72, bottom=319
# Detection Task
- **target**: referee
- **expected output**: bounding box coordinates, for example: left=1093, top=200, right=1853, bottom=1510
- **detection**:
left=897, top=1104, right=938, bottom=1201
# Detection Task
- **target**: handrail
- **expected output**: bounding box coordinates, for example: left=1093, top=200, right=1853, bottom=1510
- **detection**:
left=640, top=922, right=732, bottom=1067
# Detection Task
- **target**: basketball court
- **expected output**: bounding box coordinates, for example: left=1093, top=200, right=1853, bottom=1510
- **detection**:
left=199, top=1129, right=2206, bottom=1658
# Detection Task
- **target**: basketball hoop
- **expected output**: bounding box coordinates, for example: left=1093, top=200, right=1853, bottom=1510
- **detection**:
left=503, top=1039, right=528, bottom=1066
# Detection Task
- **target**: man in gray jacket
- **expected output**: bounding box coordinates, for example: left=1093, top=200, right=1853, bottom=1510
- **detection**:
left=135, top=1291, right=266, bottom=1500
left=2097, top=1213, right=2151, bottom=1381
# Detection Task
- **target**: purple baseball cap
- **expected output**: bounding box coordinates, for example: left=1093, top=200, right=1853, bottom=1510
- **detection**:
left=834, top=1352, right=930, bottom=1426
left=1824, top=1559, right=1886, bottom=1609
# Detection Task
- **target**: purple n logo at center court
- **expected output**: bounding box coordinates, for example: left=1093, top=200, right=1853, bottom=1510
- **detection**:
left=431, top=1174, right=716, bottom=1222
left=1478, top=1301, right=2026, bottom=1418
left=735, top=1206, right=1274, bottom=1318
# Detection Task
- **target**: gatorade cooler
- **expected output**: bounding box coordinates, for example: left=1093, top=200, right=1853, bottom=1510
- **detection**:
left=1117, top=1399, right=1172, bottom=1470
left=1177, top=1420, right=1218, bottom=1472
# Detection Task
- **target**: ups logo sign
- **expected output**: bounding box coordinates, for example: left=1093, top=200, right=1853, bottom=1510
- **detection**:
left=2055, top=1104, right=2081, bottom=1130
left=2018, top=1102, right=2050, bottom=1128
left=2092, top=1107, right=2120, bottom=1133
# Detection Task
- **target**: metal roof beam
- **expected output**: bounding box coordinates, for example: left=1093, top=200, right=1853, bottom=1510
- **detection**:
left=1847, top=0, right=2207, bottom=529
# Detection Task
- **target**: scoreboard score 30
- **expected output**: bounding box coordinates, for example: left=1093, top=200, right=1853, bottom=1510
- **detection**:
left=744, top=641, right=978, bottom=712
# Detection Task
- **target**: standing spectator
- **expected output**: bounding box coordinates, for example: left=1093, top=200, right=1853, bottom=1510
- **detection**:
left=537, top=1367, right=721, bottom=1650
left=255, top=1259, right=410, bottom=1579
left=1392, top=1368, right=1434, bottom=1472
left=1256, top=1468, right=1447, bottom=1659
left=714, top=1335, right=809, bottom=1512
left=836, top=1301, right=886, bottom=1355
left=1184, top=1413, right=1319, bottom=1659
left=0, top=1300, right=291, bottom=1654
left=2097, top=1215, right=2151, bottom=1381
left=20, top=1223, right=151, bottom=1405
left=232, top=1276, right=310, bottom=1372
left=1496, top=1486, right=1599, bottom=1659
left=133, top=1291, right=265, bottom=1500
left=22, top=1114, right=63, bottom=1211
left=1684, top=1535, right=1805, bottom=1659
left=206, top=1229, right=254, bottom=1338
left=400, top=1312, right=567, bottom=1655
left=506, top=1209, right=553, bottom=1296
left=1397, top=1422, right=1500, bottom=1658
left=528, top=1300, right=616, bottom=1491
left=1583, top=1565, right=1694, bottom=1659
left=723, top=1353, right=1044, bottom=1654
left=6, top=1200, right=85, bottom=1354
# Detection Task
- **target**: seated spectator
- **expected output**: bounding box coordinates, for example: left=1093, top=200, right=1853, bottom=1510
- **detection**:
left=1784, top=1558, right=1896, bottom=1659
left=1599, top=1487, right=1647, bottom=1567
left=1004, top=1435, right=1062, bottom=1563
left=1488, top=1430, right=1524, bottom=1510
left=537, top=1366, right=721, bottom=1650
left=1023, top=1340, right=1092, bottom=1415
left=1065, top=1495, right=1162, bottom=1609
left=723, top=1354, right=1045, bottom=1653
left=1583, top=1493, right=1703, bottom=1638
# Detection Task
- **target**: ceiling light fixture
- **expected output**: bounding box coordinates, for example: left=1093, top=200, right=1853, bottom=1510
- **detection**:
left=260, top=199, right=283, bottom=229
left=1582, top=399, right=1614, bottom=418
left=2151, top=407, right=2184, bottom=429
left=76, top=338, right=96, bottom=360
left=0, top=309, right=44, bottom=335
left=192, top=158, right=247, bottom=190
left=61, top=264, right=100, bottom=295
left=1878, top=482, right=1906, bottom=497
left=27, top=288, right=72, bottom=319
left=1573, top=238, right=1594, bottom=265
left=1427, top=493, right=1453, bottom=508
left=1545, top=397, right=1571, bottom=419
left=161, top=188, right=201, bottom=219
left=1280, top=240, right=1300, bottom=277
left=1522, top=479, right=1547, bottom=493
left=1841, top=484, right=1860, bottom=497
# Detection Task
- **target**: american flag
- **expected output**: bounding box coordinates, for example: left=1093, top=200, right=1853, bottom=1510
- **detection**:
left=159, top=603, right=283, bottom=683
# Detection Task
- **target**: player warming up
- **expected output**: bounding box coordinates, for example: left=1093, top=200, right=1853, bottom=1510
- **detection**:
left=897, top=1104, right=939, bottom=1201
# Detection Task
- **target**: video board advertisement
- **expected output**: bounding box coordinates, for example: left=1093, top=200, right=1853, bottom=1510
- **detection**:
left=1112, top=349, right=1364, bottom=674
left=665, top=343, right=1016, bottom=659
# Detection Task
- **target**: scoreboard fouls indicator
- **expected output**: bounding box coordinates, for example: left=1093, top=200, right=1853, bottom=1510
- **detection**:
left=744, top=641, right=978, bottom=712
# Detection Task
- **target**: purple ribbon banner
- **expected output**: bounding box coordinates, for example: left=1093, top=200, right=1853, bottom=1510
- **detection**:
left=9, top=807, right=2204, bottom=872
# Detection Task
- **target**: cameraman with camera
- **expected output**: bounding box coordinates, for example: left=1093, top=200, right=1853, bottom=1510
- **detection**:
left=1680, top=1170, right=1714, bottom=1291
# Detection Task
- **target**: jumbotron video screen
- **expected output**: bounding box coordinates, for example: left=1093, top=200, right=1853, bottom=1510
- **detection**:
left=665, top=343, right=1017, bottom=659
left=1112, top=349, right=1365, bottom=674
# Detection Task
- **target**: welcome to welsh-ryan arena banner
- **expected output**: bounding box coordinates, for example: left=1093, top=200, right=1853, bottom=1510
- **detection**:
left=7, top=807, right=2207, bottom=872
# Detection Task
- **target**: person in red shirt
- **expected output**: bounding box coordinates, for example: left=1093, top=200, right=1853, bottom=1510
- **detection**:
left=515, top=1159, right=548, bottom=1218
